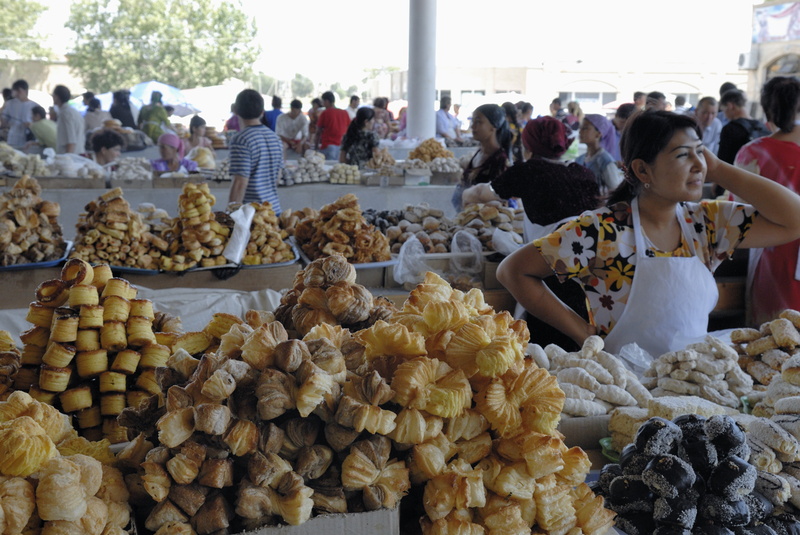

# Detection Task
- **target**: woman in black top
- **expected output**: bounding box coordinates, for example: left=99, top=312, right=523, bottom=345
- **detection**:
left=109, top=90, right=137, bottom=129
left=340, top=107, right=380, bottom=168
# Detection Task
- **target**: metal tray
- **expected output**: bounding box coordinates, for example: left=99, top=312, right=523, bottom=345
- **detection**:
left=0, top=241, right=73, bottom=272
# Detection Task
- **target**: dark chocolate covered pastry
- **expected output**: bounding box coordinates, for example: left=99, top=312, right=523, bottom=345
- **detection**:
left=636, top=416, right=683, bottom=456
left=708, top=455, right=757, bottom=501
left=693, top=525, right=735, bottom=535
left=738, top=523, right=779, bottom=535
left=615, top=512, right=657, bottom=535
left=609, top=474, right=653, bottom=502
left=675, top=414, right=708, bottom=439
left=598, top=463, right=623, bottom=495
left=706, top=415, right=750, bottom=461
left=643, top=453, right=697, bottom=498
left=654, top=527, right=692, bottom=535
left=764, top=513, right=800, bottom=535
left=698, top=495, right=751, bottom=528
left=745, top=492, right=776, bottom=523
left=654, top=491, right=699, bottom=529
left=620, top=443, right=653, bottom=476
left=681, top=436, right=719, bottom=478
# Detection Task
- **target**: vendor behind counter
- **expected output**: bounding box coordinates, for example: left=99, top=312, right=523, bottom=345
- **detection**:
left=497, top=110, right=800, bottom=358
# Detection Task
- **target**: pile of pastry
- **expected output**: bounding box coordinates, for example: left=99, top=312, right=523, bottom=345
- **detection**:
left=594, top=413, right=800, bottom=534
left=294, top=194, right=391, bottom=263
left=0, top=143, right=50, bottom=176
left=278, top=207, right=318, bottom=238
left=408, top=138, right=454, bottom=162
left=0, top=175, right=66, bottom=266
left=158, top=182, right=233, bottom=271
left=71, top=187, right=169, bottom=270
left=453, top=201, right=525, bottom=251
left=0, top=390, right=132, bottom=535
left=242, top=201, right=295, bottom=266
left=363, top=203, right=455, bottom=255
left=643, top=335, right=753, bottom=409
left=15, top=260, right=182, bottom=442
left=531, top=336, right=652, bottom=417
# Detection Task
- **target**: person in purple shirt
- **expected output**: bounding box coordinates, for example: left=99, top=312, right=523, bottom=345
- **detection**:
left=151, top=133, right=198, bottom=174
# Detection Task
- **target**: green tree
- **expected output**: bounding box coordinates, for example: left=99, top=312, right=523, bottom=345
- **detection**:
left=67, top=0, right=259, bottom=93
left=251, top=72, right=277, bottom=95
left=291, top=73, right=314, bottom=98
left=330, top=82, right=347, bottom=102
left=0, top=0, right=51, bottom=59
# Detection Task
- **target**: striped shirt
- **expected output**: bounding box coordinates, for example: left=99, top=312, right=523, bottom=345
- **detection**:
left=229, top=124, right=284, bottom=213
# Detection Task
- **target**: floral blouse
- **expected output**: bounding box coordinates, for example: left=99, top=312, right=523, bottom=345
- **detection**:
left=342, top=130, right=379, bottom=168
left=533, top=200, right=757, bottom=335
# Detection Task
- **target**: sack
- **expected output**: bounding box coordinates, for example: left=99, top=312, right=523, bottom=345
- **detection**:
left=394, top=235, right=440, bottom=285
left=735, top=118, right=771, bottom=142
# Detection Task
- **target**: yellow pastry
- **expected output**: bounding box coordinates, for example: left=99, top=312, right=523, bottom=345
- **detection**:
left=68, top=284, right=99, bottom=308
left=38, top=365, right=72, bottom=393
left=78, top=304, right=104, bottom=329
left=49, top=311, right=80, bottom=343
left=29, top=385, right=58, bottom=405
left=172, top=331, right=213, bottom=356
left=61, top=258, right=94, bottom=287
left=75, top=349, right=108, bottom=378
left=203, top=312, right=244, bottom=340
left=155, top=331, right=181, bottom=348
left=26, top=302, right=55, bottom=328
left=127, top=316, right=156, bottom=347
left=42, top=341, right=77, bottom=368
left=139, top=343, right=170, bottom=368
left=0, top=477, right=35, bottom=535
left=19, top=326, right=50, bottom=348
left=129, top=299, right=155, bottom=320
left=36, top=279, right=69, bottom=308
left=126, top=389, right=152, bottom=410
left=99, top=371, right=127, bottom=393
left=135, top=369, right=160, bottom=395
left=76, top=406, right=102, bottom=429
left=102, top=417, right=129, bottom=444
left=60, top=385, right=94, bottom=413
left=36, top=456, right=88, bottom=521
left=20, top=343, right=45, bottom=366
left=0, top=416, right=58, bottom=477
left=75, top=329, right=101, bottom=352
left=100, top=278, right=131, bottom=300
left=110, top=349, right=140, bottom=374
left=102, top=295, right=131, bottom=323
left=100, top=321, right=127, bottom=351
left=100, top=393, right=127, bottom=416
left=91, top=264, right=113, bottom=291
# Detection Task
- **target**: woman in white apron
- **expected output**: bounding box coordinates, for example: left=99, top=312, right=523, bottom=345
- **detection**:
left=497, top=111, right=800, bottom=358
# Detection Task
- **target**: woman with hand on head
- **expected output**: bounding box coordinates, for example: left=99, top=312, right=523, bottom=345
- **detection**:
left=576, top=114, right=623, bottom=194
left=497, top=111, right=800, bottom=357
left=451, top=103, right=511, bottom=211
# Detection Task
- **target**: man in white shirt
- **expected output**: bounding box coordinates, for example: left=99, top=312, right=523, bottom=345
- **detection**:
left=2, top=79, right=38, bottom=149
left=346, top=95, right=360, bottom=120
left=52, top=85, right=85, bottom=154
left=435, top=96, right=461, bottom=141
left=275, top=99, right=310, bottom=156
left=695, top=96, right=722, bottom=155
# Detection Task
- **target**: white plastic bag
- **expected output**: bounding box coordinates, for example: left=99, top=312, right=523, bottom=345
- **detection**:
left=617, top=342, right=655, bottom=378
left=394, top=235, right=439, bottom=285
left=222, top=204, right=255, bottom=264
left=491, top=229, right=522, bottom=256
left=449, top=230, right=484, bottom=276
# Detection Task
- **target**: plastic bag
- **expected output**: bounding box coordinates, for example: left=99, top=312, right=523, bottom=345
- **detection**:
left=394, top=235, right=439, bottom=285
left=222, top=204, right=256, bottom=264
left=617, top=342, right=655, bottom=378
left=491, top=229, right=522, bottom=256
left=450, top=230, right=483, bottom=275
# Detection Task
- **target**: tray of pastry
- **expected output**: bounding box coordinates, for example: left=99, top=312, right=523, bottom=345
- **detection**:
left=0, top=241, right=72, bottom=271
left=240, top=241, right=300, bottom=269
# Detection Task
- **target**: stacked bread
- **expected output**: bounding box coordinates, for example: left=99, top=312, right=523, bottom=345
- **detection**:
left=529, top=336, right=652, bottom=417
left=454, top=201, right=525, bottom=251
left=329, top=163, right=361, bottom=185
left=408, top=138, right=454, bottom=162
left=365, top=147, right=398, bottom=176
left=364, top=204, right=455, bottom=255
left=733, top=313, right=800, bottom=384
left=294, top=194, right=391, bottom=263
left=0, top=390, right=132, bottom=534
left=109, top=157, right=152, bottom=181
left=0, top=175, right=66, bottom=266
left=15, top=260, right=183, bottom=442
left=0, top=143, right=50, bottom=176
left=241, top=201, right=295, bottom=266
left=159, top=182, right=233, bottom=271
left=72, top=188, right=168, bottom=270
left=643, top=335, right=753, bottom=409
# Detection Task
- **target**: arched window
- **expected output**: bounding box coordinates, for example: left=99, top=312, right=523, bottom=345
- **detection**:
left=767, top=54, right=800, bottom=79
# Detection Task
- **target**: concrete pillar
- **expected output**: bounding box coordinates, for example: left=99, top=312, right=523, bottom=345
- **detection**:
left=407, top=0, right=436, bottom=140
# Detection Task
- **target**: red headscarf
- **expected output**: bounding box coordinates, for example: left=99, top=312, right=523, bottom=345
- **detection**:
left=521, top=116, right=573, bottom=159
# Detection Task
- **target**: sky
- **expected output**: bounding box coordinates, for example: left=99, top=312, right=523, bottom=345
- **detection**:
left=34, top=0, right=762, bottom=88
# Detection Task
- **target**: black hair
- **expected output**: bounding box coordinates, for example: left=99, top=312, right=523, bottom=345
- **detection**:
left=520, top=102, right=533, bottom=114
left=615, top=103, right=636, bottom=120
left=475, top=103, right=512, bottom=158
left=373, top=97, right=385, bottom=108
left=608, top=110, right=702, bottom=205
left=311, top=98, right=322, bottom=107
left=440, top=96, right=451, bottom=108
left=88, top=98, right=101, bottom=112
left=113, top=90, right=129, bottom=104
left=350, top=95, right=360, bottom=103
left=2, top=88, right=11, bottom=101
left=11, top=79, right=27, bottom=92
left=633, top=91, right=645, bottom=101
left=761, top=76, right=800, bottom=133
left=697, top=96, right=717, bottom=108
left=341, top=107, right=375, bottom=152
left=83, top=91, right=95, bottom=100
left=189, top=115, right=207, bottom=135
left=271, top=95, right=281, bottom=108
left=91, top=129, right=125, bottom=153
left=647, top=91, right=666, bottom=102
left=290, top=99, right=302, bottom=109
left=551, top=98, right=562, bottom=106
left=53, top=85, right=71, bottom=104
left=321, top=91, right=335, bottom=104
left=501, top=102, right=520, bottom=127
left=31, top=105, right=46, bottom=119
left=235, top=89, right=265, bottom=120
left=720, top=82, right=737, bottom=97
left=720, top=89, right=746, bottom=108
left=164, top=105, right=174, bottom=114
left=675, top=95, right=686, bottom=106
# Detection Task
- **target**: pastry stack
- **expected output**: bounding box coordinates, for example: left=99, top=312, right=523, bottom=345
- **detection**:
left=278, top=207, right=318, bottom=238
left=363, top=203, right=455, bottom=255
left=0, top=390, right=132, bottom=535
left=159, top=182, right=232, bottom=271
left=242, top=201, right=295, bottom=266
left=408, top=138, right=454, bottom=162
left=0, top=175, right=66, bottom=266
left=530, top=336, right=652, bottom=417
left=72, top=187, right=168, bottom=270
left=453, top=201, right=525, bottom=251
left=643, top=336, right=753, bottom=409
left=16, top=260, right=182, bottom=442
left=294, top=194, right=392, bottom=263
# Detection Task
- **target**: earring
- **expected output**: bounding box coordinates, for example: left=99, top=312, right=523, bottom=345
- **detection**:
left=643, top=183, right=651, bottom=189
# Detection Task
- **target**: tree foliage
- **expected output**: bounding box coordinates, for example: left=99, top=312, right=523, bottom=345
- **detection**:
left=291, top=73, right=314, bottom=98
left=67, top=0, right=259, bottom=93
left=0, top=0, right=51, bottom=59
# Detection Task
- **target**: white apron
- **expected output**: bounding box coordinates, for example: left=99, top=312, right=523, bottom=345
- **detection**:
left=602, top=198, right=719, bottom=357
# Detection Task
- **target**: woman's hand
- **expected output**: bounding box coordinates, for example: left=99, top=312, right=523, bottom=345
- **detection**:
left=702, top=144, right=722, bottom=179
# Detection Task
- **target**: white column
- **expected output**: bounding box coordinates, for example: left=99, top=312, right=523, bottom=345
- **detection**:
left=407, top=0, right=436, bottom=140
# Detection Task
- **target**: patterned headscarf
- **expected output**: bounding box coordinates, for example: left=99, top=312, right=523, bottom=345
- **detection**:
left=584, top=114, right=617, bottom=155
left=521, top=116, right=572, bottom=159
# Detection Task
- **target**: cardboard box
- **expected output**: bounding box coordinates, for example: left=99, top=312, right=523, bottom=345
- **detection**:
left=557, top=414, right=611, bottom=451
left=234, top=508, right=399, bottom=535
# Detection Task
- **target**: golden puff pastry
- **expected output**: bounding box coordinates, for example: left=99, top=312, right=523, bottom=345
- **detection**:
left=423, top=459, right=486, bottom=522
left=355, top=320, right=427, bottom=361
left=0, top=391, right=72, bottom=444
left=217, top=322, right=253, bottom=360
left=66, top=453, right=103, bottom=497
left=156, top=407, right=195, bottom=449
left=477, top=492, right=532, bottom=534
left=391, top=357, right=471, bottom=418
left=36, top=457, right=88, bottom=521
left=0, top=416, right=57, bottom=477
left=0, top=476, right=35, bottom=534
left=141, top=461, right=171, bottom=503
left=334, top=395, right=397, bottom=435
left=495, top=430, right=565, bottom=480
left=240, top=321, right=289, bottom=370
